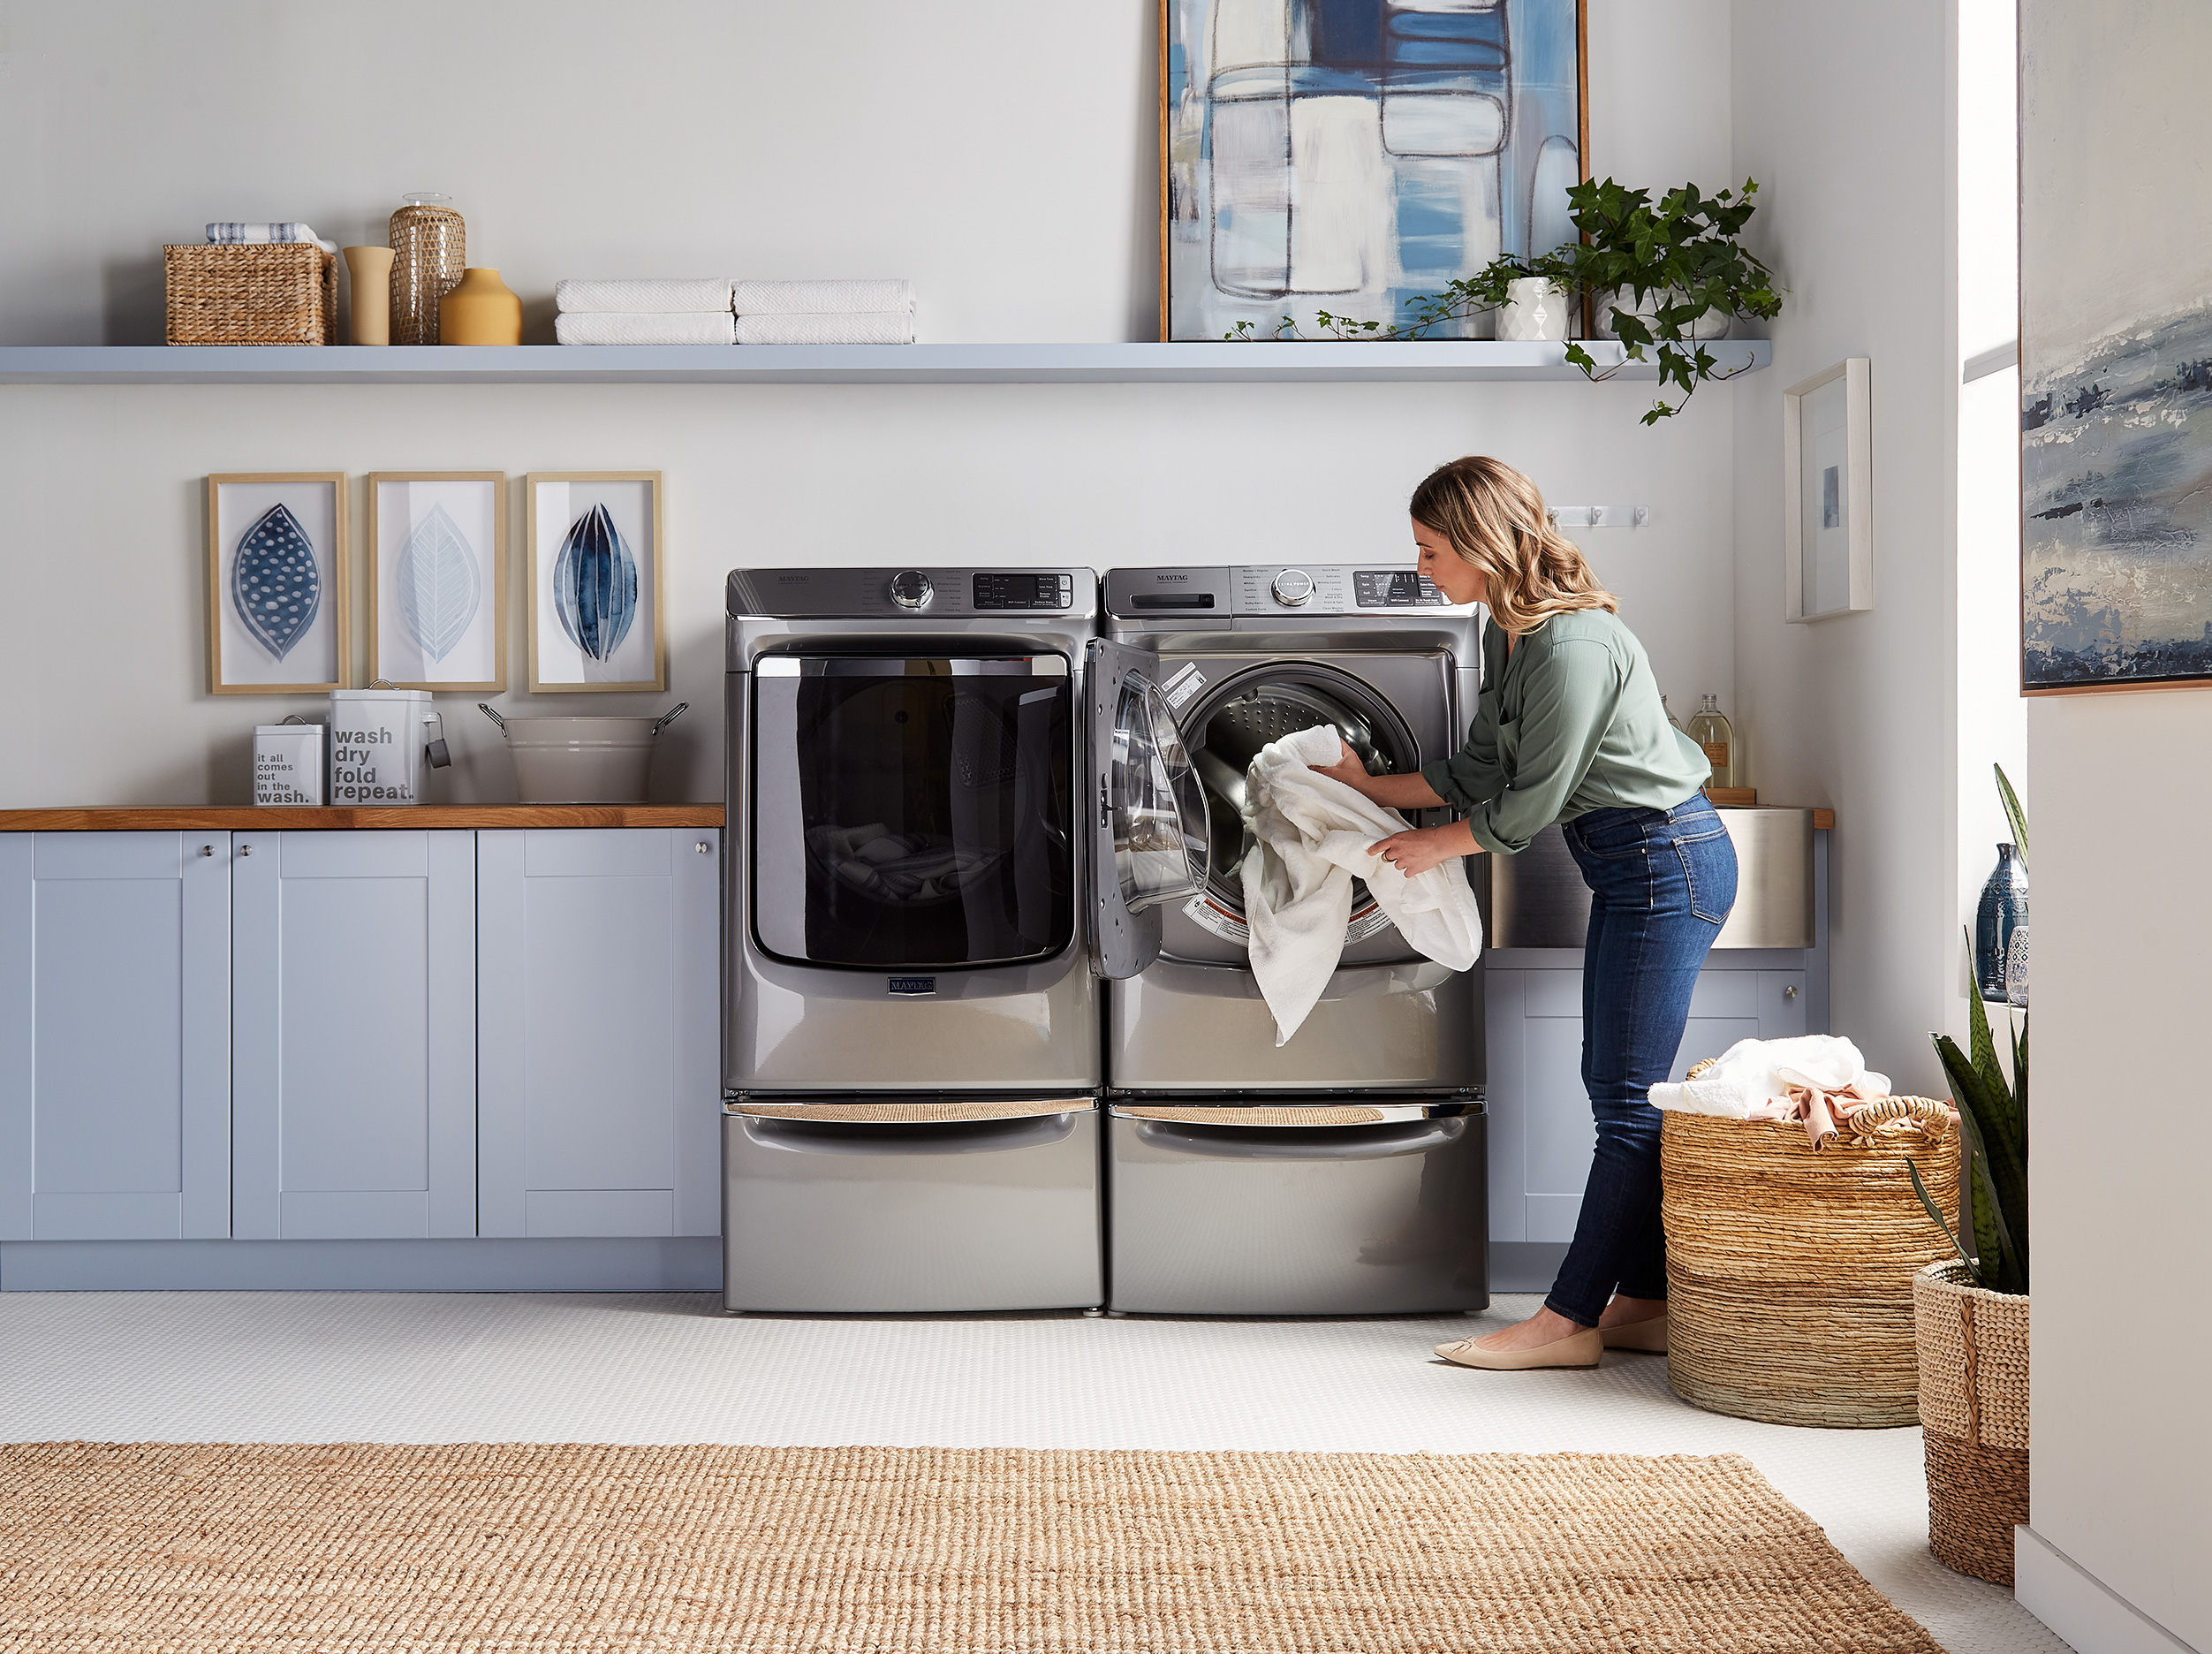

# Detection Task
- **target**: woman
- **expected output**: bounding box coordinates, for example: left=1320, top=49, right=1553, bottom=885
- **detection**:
left=1317, top=455, right=1737, bottom=1371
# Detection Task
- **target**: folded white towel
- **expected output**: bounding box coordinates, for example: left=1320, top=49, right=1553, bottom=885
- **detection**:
left=206, top=222, right=337, bottom=255
left=734, top=311, right=915, bottom=345
left=1648, top=1036, right=1892, bottom=1117
left=555, top=311, right=736, bottom=345
left=1240, top=725, right=1484, bottom=1044
left=555, top=277, right=735, bottom=314
left=732, top=279, right=914, bottom=316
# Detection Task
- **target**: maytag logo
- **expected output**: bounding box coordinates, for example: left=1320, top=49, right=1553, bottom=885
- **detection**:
left=888, top=975, right=937, bottom=997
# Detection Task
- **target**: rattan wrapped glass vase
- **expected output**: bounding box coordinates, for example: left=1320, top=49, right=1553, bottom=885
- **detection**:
left=387, top=192, right=465, bottom=345
left=1660, top=1105, right=1961, bottom=1427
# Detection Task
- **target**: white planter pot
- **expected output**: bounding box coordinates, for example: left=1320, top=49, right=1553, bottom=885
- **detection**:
left=1496, top=278, right=1571, bottom=343
left=1598, top=288, right=1733, bottom=342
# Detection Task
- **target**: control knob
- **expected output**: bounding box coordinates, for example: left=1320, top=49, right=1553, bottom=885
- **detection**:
left=889, top=570, right=934, bottom=611
left=1271, top=568, right=1316, bottom=608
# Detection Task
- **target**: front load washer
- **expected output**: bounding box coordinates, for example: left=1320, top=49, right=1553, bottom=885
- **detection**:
left=1099, top=564, right=1489, bottom=1314
left=723, top=567, right=1215, bottom=1312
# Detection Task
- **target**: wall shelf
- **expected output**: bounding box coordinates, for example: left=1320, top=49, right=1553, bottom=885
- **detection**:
left=0, top=339, right=1769, bottom=387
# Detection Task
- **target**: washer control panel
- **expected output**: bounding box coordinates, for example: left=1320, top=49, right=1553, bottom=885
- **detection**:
left=1352, top=570, right=1450, bottom=608
left=973, top=572, right=1076, bottom=611
left=1104, top=566, right=1474, bottom=618
left=1233, top=566, right=1352, bottom=612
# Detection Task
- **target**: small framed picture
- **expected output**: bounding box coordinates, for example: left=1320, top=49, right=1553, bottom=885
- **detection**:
left=367, top=472, right=507, bottom=692
left=206, top=473, right=349, bottom=694
left=1783, top=358, right=1873, bottom=622
left=525, top=471, right=666, bottom=693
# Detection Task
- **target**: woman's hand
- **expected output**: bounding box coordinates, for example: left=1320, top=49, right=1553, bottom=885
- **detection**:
left=1314, top=736, right=1374, bottom=794
left=1369, top=822, right=1480, bottom=876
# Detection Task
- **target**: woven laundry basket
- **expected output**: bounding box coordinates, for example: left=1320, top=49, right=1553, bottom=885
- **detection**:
left=163, top=242, right=335, bottom=345
left=1661, top=1101, right=1960, bottom=1427
left=1915, top=1260, right=2029, bottom=1584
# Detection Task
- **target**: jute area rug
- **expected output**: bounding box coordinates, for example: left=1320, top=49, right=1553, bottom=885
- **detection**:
left=1, top=1442, right=1940, bottom=1652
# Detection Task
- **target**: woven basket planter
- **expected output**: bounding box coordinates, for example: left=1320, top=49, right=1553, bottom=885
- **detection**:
left=1915, top=1260, right=2029, bottom=1584
left=1661, top=1107, right=1960, bottom=1427
left=163, top=243, right=335, bottom=345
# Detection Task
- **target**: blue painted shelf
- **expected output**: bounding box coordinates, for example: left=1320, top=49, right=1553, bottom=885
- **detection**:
left=0, top=340, right=1770, bottom=386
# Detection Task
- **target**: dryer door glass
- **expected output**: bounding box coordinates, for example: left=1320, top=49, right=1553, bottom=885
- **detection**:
left=1110, top=674, right=1210, bottom=913
left=752, top=656, right=1074, bottom=969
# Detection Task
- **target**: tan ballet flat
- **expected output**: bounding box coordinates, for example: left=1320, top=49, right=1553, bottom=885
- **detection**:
left=1601, top=1309, right=1669, bottom=1353
left=1433, top=1327, right=1603, bottom=1370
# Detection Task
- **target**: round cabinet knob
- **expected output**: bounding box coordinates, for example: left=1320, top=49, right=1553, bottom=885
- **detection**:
left=1271, top=568, right=1315, bottom=608
left=889, top=570, right=934, bottom=611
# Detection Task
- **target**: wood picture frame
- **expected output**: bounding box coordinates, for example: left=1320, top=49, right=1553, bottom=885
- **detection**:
left=366, top=471, right=507, bottom=693
left=1156, top=0, right=1590, bottom=343
left=1783, top=358, right=1874, bottom=622
left=205, top=472, right=349, bottom=694
left=524, top=471, right=667, bottom=694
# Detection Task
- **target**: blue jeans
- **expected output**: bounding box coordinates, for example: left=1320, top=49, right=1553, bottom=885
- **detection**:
left=1542, top=795, right=1738, bottom=1328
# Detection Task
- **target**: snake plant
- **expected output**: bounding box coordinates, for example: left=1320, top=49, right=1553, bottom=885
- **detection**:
left=1909, top=764, right=2030, bottom=1294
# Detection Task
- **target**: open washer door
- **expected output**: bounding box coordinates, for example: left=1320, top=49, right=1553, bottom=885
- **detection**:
left=1087, top=639, right=1209, bottom=978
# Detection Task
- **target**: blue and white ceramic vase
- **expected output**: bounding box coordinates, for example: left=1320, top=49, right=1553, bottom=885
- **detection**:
left=1974, top=843, right=2028, bottom=1001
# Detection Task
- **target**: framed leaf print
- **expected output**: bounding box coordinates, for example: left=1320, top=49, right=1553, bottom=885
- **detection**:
left=206, top=473, right=348, bottom=694
left=367, top=472, right=507, bottom=691
left=524, top=471, right=666, bottom=694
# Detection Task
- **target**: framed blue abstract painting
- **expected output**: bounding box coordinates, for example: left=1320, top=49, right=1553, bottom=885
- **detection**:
left=206, top=473, right=348, bottom=695
left=1159, top=0, right=1587, bottom=341
left=2021, top=3, right=2212, bottom=693
left=367, top=472, right=507, bottom=694
left=525, top=471, right=666, bottom=694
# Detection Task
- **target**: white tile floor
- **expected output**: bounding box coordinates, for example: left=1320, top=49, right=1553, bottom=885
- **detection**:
left=0, top=1290, right=2066, bottom=1654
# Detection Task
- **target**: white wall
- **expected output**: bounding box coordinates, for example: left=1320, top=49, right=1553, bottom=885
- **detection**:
left=0, top=0, right=1739, bottom=809
left=2018, top=5, right=2212, bottom=1648
left=1729, top=0, right=1958, bottom=1092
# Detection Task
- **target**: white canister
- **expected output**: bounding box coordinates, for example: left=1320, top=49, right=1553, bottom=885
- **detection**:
left=329, top=688, right=433, bottom=805
left=253, top=723, right=326, bottom=806
left=1497, top=277, right=1571, bottom=343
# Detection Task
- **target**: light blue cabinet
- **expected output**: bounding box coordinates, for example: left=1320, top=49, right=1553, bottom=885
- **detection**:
left=1486, top=961, right=1808, bottom=1248
left=231, top=830, right=477, bottom=1240
left=0, top=832, right=231, bottom=1240
left=476, top=829, right=720, bottom=1238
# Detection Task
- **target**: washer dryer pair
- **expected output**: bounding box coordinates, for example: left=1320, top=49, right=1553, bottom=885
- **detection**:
left=722, top=565, right=1485, bottom=1316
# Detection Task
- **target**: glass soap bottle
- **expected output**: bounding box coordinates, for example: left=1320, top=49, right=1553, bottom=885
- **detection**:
left=1687, top=694, right=1736, bottom=788
left=388, top=192, right=465, bottom=345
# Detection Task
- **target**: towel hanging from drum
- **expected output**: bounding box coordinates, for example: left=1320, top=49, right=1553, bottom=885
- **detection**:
left=1241, top=725, right=1484, bottom=1044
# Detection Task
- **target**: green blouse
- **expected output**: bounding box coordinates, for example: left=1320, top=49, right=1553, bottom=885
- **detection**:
left=1420, top=609, right=1711, bottom=855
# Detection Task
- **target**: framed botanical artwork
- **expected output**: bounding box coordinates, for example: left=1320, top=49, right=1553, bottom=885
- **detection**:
left=1158, top=0, right=1587, bottom=341
left=367, top=472, right=507, bottom=692
left=206, top=473, right=348, bottom=694
left=524, top=471, right=666, bottom=694
left=1783, top=359, right=1873, bottom=622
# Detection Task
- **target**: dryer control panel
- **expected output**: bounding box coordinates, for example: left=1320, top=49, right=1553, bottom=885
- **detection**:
left=1105, top=565, right=1471, bottom=618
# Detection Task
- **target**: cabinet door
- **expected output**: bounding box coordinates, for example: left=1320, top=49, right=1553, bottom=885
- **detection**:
left=477, top=829, right=720, bottom=1238
left=231, top=831, right=475, bottom=1239
left=0, top=832, right=231, bottom=1240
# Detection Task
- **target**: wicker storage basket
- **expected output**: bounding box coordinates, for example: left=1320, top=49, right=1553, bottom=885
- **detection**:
left=1915, top=1260, right=2029, bottom=1583
left=163, top=243, right=335, bottom=345
left=1661, top=1105, right=1960, bottom=1427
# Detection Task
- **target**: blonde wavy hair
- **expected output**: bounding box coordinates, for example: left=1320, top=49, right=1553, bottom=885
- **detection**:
left=1410, top=456, right=1617, bottom=634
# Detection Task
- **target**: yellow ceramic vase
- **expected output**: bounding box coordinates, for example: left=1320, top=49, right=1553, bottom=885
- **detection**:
left=438, top=267, right=523, bottom=346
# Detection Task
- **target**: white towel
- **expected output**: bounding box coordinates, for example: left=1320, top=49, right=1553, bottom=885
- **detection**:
left=206, top=222, right=337, bottom=255
left=732, top=279, right=914, bottom=316
left=1240, top=725, right=1484, bottom=1044
left=555, top=311, right=736, bottom=345
left=1648, top=1036, right=1892, bottom=1117
left=734, top=312, right=915, bottom=345
left=555, top=277, right=735, bottom=314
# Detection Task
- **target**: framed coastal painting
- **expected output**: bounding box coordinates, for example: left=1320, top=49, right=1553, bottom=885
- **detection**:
left=524, top=471, right=666, bottom=694
left=1159, top=0, right=1587, bottom=341
left=367, top=472, right=506, bottom=692
left=2020, top=3, right=2212, bottom=693
left=206, top=473, right=348, bottom=694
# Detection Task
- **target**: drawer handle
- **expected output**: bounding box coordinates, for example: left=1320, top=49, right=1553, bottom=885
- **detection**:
left=239, top=844, right=253, bottom=857
left=696, top=841, right=712, bottom=854
left=200, top=844, right=214, bottom=857
left=1783, top=984, right=1799, bottom=1000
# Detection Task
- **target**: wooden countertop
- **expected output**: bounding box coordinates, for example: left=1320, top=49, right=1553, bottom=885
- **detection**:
left=0, top=805, right=724, bottom=831
left=1706, top=789, right=1835, bottom=831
